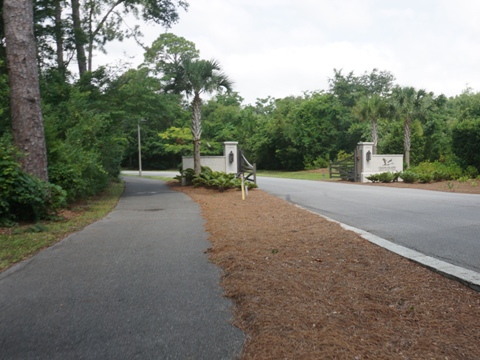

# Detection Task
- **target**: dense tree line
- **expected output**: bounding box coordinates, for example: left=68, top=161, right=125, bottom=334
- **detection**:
left=1, top=1, right=479, bottom=223
left=187, top=71, right=478, bottom=173
left=193, top=69, right=479, bottom=172
left=0, top=0, right=189, bottom=224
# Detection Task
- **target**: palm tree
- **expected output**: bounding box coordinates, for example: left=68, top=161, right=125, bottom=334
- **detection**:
left=391, top=87, right=432, bottom=168
left=354, top=94, right=388, bottom=153
left=168, top=57, right=233, bottom=174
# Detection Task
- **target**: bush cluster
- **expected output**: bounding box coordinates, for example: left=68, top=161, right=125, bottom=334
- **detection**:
left=304, top=156, right=329, bottom=170
left=411, top=161, right=463, bottom=182
left=366, top=172, right=399, bottom=183
left=48, top=144, right=110, bottom=202
left=0, top=142, right=66, bottom=226
left=452, top=118, right=480, bottom=171
left=176, top=167, right=195, bottom=186
left=399, top=171, right=418, bottom=183
left=366, top=161, right=479, bottom=184
left=177, top=166, right=258, bottom=192
left=43, top=85, right=126, bottom=202
left=400, top=161, right=479, bottom=184
left=366, top=161, right=480, bottom=184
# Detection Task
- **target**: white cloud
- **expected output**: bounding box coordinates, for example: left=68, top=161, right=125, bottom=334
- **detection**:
left=97, top=0, right=480, bottom=104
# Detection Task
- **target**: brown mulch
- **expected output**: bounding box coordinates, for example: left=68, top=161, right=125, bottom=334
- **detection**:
left=174, top=183, right=480, bottom=359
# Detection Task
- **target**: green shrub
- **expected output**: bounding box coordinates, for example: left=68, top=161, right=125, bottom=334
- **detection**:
left=0, top=141, right=67, bottom=225
left=412, top=161, right=436, bottom=174
left=432, top=170, right=449, bottom=181
left=418, top=173, right=433, bottom=183
left=175, top=168, right=195, bottom=185
left=465, top=166, right=478, bottom=179
left=411, top=161, right=462, bottom=181
left=400, top=171, right=418, bottom=183
left=392, top=172, right=401, bottom=182
left=43, top=88, right=126, bottom=201
left=335, top=150, right=353, bottom=162
left=192, top=167, right=239, bottom=192
left=367, top=172, right=396, bottom=183
left=452, top=118, right=480, bottom=170
left=378, top=172, right=395, bottom=183
left=48, top=144, right=109, bottom=202
left=185, top=166, right=257, bottom=192
left=305, top=156, right=329, bottom=170
left=366, top=174, right=380, bottom=183
left=436, top=163, right=462, bottom=180
left=244, top=181, right=258, bottom=190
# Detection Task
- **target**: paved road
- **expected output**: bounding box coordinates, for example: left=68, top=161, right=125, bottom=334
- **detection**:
left=257, top=177, right=480, bottom=274
left=0, top=176, right=244, bottom=360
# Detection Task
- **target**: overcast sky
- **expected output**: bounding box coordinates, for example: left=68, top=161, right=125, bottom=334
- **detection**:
left=98, top=0, right=480, bottom=105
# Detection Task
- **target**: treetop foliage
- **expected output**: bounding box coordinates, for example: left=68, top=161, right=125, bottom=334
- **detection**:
left=328, top=68, right=396, bottom=107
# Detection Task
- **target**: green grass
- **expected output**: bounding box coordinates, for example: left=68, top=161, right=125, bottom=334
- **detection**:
left=123, top=169, right=336, bottom=182
left=134, top=170, right=335, bottom=182
left=256, top=169, right=336, bottom=181
left=122, top=173, right=177, bottom=182
left=143, top=175, right=176, bottom=182
left=0, top=181, right=125, bottom=272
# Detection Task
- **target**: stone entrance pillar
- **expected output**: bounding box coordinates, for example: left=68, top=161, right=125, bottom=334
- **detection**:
left=356, top=142, right=374, bottom=182
left=224, top=141, right=238, bottom=174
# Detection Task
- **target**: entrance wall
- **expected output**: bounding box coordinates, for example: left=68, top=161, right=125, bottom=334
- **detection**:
left=182, top=141, right=238, bottom=174
left=355, top=142, right=404, bottom=182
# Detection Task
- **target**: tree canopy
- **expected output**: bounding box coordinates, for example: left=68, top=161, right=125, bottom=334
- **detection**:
left=1, top=0, right=480, bottom=225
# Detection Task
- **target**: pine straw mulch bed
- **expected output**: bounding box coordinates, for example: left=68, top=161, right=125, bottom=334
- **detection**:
left=173, top=184, right=480, bottom=359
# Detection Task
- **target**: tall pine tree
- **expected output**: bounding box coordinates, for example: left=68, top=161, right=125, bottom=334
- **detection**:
left=3, top=0, right=48, bottom=180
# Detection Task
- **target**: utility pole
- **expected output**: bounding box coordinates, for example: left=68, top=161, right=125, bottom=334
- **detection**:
left=138, top=122, right=142, bottom=177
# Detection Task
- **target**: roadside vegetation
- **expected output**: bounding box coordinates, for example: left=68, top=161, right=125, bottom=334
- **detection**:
left=176, top=167, right=258, bottom=192
left=366, top=161, right=480, bottom=185
left=0, top=181, right=124, bottom=272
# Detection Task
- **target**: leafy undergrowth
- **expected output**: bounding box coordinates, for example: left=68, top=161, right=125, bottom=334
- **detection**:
left=0, top=181, right=124, bottom=272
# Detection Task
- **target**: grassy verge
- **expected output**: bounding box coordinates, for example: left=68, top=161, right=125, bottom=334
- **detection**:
left=122, top=173, right=177, bottom=182
left=256, top=168, right=336, bottom=181
left=143, top=175, right=176, bottom=182
left=122, top=169, right=336, bottom=182
left=0, top=181, right=125, bottom=272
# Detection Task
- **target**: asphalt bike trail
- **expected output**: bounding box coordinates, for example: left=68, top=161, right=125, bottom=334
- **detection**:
left=0, top=176, right=244, bottom=359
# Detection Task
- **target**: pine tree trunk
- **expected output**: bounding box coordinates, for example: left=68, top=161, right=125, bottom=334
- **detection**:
left=3, top=0, right=49, bottom=181
left=71, top=0, right=87, bottom=77
left=87, top=1, right=94, bottom=72
left=191, top=94, right=202, bottom=175
left=54, top=0, right=65, bottom=73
